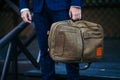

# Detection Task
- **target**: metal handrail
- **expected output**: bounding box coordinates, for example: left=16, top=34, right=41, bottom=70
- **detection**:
left=0, top=21, right=28, bottom=48
left=0, top=0, right=28, bottom=48
left=0, top=0, right=36, bottom=49
left=0, top=0, right=34, bottom=48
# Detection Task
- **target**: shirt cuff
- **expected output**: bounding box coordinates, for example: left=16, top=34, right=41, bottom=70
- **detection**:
left=20, top=8, right=29, bottom=13
left=71, top=6, right=81, bottom=9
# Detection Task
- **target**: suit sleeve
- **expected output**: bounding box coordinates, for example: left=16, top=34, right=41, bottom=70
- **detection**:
left=19, top=0, right=29, bottom=10
left=71, top=0, right=83, bottom=7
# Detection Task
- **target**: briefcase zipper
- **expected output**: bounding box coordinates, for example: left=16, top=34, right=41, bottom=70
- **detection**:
left=79, top=29, right=84, bottom=62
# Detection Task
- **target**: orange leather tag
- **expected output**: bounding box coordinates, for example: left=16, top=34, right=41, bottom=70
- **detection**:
left=96, top=48, right=102, bottom=57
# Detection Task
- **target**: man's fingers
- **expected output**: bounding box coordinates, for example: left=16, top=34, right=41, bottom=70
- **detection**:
left=72, top=11, right=81, bottom=20
left=21, top=11, right=32, bottom=23
left=69, top=7, right=82, bottom=20
left=72, top=12, right=80, bottom=20
left=28, top=12, right=32, bottom=21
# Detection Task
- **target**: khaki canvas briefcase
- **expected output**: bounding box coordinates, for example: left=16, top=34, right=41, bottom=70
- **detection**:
left=48, top=20, right=104, bottom=63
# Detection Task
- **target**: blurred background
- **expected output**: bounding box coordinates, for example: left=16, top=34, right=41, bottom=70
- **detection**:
left=0, top=0, right=120, bottom=80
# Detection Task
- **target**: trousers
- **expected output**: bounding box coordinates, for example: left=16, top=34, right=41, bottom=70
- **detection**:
left=33, top=5, right=80, bottom=80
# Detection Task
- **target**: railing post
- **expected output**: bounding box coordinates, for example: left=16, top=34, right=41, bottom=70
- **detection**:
left=1, top=43, right=12, bottom=80
left=0, top=0, right=40, bottom=80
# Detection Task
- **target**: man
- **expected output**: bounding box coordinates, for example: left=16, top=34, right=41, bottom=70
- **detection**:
left=19, top=0, right=82, bottom=80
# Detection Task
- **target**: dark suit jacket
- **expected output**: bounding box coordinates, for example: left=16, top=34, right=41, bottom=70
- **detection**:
left=20, top=0, right=82, bottom=12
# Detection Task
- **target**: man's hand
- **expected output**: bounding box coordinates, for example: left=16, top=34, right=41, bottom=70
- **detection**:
left=21, top=10, right=32, bottom=23
left=69, top=6, right=82, bottom=20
